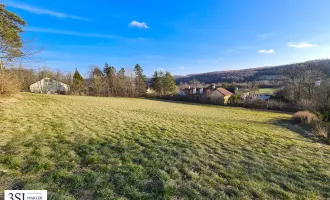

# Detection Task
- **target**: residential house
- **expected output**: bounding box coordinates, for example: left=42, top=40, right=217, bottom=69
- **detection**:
left=178, top=85, right=233, bottom=104
left=315, top=79, right=322, bottom=86
left=209, top=87, right=233, bottom=104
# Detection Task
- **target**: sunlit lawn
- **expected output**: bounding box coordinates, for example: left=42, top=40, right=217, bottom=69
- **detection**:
left=256, top=88, right=278, bottom=94
left=1, top=93, right=330, bottom=199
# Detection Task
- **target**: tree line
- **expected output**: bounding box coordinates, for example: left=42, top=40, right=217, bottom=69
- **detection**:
left=71, top=64, right=177, bottom=97
left=1, top=63, right=178, bottom=98
left=71, top=64, right=148, bottom=97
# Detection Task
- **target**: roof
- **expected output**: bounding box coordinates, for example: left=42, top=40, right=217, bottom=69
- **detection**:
left=216, top=87, right=233, bottom=96
left=179, top=87, right=233, bottom=96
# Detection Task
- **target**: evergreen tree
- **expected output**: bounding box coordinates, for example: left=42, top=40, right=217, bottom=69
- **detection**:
left=0, top=4, right=27, bottom=62
left=163, top=71, right=177, bottom=94
left=118, top=67, right=125, bottom=77
left=103, top=62, right=110, bottom=75
left=151, top=70, right=163, bottom=95
left=0, top=4, right=27, bottom=93
left=72, top=68, right=84, bottom=94
left=134, top=64, right=146, bottom=96
left=103, top=62, right=116, bottom=95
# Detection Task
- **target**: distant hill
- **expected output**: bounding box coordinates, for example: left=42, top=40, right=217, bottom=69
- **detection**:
left=174, top=59, right=330, bottom=84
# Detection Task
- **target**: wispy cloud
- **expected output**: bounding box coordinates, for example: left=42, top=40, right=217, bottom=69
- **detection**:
left=288, top=42, right=317, bottom=48
left=257, top=33, right=273, bottom=40
left=258, top=49, right=275, bottom=54
left=180, top=66, right=184, bottom=70
left=26, top=27, right=121, bottom=39
left=5, top=1, right=89, bottom=21
left=129, top=20, right=149, bottom=29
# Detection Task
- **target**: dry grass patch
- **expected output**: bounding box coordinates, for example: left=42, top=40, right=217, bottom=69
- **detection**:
left=292, top=111, right=318, bottom=124
left=0, top=71, right=20, bottom=98
left=0, top=93, right=22, bottom=104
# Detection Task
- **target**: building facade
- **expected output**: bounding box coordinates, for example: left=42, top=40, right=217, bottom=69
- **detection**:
left=30, top=78, right=70, bottom=94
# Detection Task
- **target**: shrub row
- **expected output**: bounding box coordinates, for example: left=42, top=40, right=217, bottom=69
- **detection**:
left=292, top=111, right=330, bottom=143
left=151, top=95, right=300, bottom=113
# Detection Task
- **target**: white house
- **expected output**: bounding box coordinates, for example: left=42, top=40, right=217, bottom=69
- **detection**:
left=315, top=79, right=322, bottom=86
left=30, top=78, right=70, bottom=94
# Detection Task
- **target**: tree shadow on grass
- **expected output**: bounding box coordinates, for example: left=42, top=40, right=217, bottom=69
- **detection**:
left=146, top=98, right=297, bottom=114
left=146, top=98, right=217, bottom=107
left=270, top=118, right=327, bottom=144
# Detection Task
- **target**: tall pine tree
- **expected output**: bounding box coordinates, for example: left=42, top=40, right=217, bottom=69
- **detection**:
left=151, top=70, right=163, bottom=95
left=0, top=4, right=27, bottom=93
left=72, top=68, right=84, bottom=94
left=151, top=70, right=177, bottom=95
left=0, top=4, right=27, bottom=62
left=134, top=64, right=146, bottom=96
left=103, top=62, right=116, bottom=96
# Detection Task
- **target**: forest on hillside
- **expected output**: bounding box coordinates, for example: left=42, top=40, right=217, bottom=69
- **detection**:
left=174, top=59, right=330, bottom=84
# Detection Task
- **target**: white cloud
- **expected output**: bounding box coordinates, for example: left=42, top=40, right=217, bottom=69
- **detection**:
left=5, top=1, right=88, bottom=21
left=258, top=49, right=275, bottom=54
left=180, top=66, right=184, bottom=70
left=129, top=20, right=149, bottom=29
left=288, top=42, right=317, bottom=48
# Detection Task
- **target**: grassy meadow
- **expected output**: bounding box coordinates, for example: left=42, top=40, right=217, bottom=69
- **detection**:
left=255, top=88, right=278, bottom=94
left=1, top=93, right=330, bottom=199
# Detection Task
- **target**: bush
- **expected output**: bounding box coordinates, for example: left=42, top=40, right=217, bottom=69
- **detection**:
left=244, top=99, right=267, bottom=109
left=292, top=111, right=318, bottom=124
left=313, top=123, right=328, bottom=137
left=267, top=100, right=287, bottom=110
left=297, top=99, right=314, bottom=110
left=267, top=100, right=299, bottom=112
left=228, top=94, right=242, bottom=105
left=312, top=122, right=330, bottom=143
left=0, top=71, right=20, bottom=97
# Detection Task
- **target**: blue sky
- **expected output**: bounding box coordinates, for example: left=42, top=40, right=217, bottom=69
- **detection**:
left=4, top=0, right=330, bottom=76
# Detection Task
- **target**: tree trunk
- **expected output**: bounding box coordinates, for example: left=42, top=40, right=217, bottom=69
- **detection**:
left=0, top=59, right=4, bottom=94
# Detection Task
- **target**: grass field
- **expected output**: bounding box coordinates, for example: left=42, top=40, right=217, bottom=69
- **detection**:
left=255, top=88, right=278, bottom=94
left=1, top=93, right=330, bottom=199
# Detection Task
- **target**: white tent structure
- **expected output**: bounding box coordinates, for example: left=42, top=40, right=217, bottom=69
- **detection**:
left=30, top=78, right=70, bottom=94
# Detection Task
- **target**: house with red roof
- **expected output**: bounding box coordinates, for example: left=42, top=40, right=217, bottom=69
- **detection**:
left=178, top=85, right=233, bottom=104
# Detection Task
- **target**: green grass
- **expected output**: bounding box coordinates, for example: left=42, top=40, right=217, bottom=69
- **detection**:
left=255, top=88, right=278, bottom=94
left=1, top=93, right=330, bottom=199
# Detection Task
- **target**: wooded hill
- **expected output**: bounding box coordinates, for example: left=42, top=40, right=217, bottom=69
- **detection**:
left=174, top=59, right=330, bottom=84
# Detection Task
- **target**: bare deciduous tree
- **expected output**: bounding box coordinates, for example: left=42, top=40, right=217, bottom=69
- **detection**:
left=280, top=64, right=323, bottom=103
